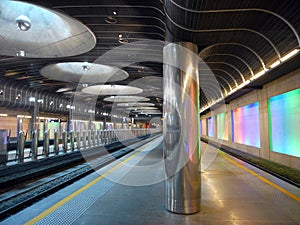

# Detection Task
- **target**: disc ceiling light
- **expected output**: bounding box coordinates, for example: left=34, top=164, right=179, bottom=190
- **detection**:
left=40, top=62, right=129, bottom=84
left=137, top=110, right=162, bottom=114
left=117, top=102, right=155, bottom=107
left=127, top=107, right=158, bottom=110
left=104, top=96, right=150, bottom=102
left=81, top=85, right=143, bottom=96
left=0, top=0, right=96, bottom=58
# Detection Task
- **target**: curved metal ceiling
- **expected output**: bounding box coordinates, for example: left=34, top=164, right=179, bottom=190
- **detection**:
left=0, top=0, right=299, bottom=111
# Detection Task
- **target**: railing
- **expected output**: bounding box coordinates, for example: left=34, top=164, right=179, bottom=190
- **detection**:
left=0, top=128, right=161, bottom=165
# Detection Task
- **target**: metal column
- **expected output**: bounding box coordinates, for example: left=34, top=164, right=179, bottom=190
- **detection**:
left=17, top=131, right=25, bottom=163
left=70, top=131, right=75, bottom=151
left=43, top=130, right=49, bottom=157
left=163, top=42, right=201, bottom=214
left=30, top=103, right=39, bottom=138
left=31, top=130, right=38, bottom=160
left=62, top=130, right=68, bottom=153
left=54, top=130, right=59, bottom=155
left=0, top=130, right=7, bottom=164
left=76, top=131, right=81, bottom=150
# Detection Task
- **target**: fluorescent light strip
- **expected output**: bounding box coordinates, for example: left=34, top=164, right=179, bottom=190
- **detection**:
left=281, top=48, right=300, bottom=62
left=270, top=60, right=281, bottom=68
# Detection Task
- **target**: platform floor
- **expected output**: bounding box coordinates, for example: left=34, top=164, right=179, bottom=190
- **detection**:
left=2, top=136, right=300, bottom=225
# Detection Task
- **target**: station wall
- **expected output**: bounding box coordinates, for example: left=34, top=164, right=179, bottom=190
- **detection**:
left=201, top=68, right=300, bottom=170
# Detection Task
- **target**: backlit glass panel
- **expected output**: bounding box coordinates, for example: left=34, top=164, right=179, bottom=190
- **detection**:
left=268, top=88, right=300, bottom=157
left=217, top=112, right=228, bottom=140
left=232, top=102, right=260, bottom=147
left=207, top=116, right=214, bottom=137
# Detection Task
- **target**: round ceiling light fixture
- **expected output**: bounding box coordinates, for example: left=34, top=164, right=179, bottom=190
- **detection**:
left=117, top=102, right=155, bottom=107
left=0, top=1, right=96, bottom=57
left=56, top=87, right=74, bottom=93
left=104, top=96, right=150, bottom=102
left=16, top=15, right=31, bottom=31
left=41, top=62, right=129, bottom=84
left=127, top=107, right=157, bottom=110
left=137, top=110, right=162, bottom=115
left=105, top=16, right=117, bottom=24
left=118, top=34, right=128, bottom=44
left=81, top=85, right=143, bottom=96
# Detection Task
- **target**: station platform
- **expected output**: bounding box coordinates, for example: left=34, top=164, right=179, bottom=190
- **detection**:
left=2, top=136, right=300, bottom=225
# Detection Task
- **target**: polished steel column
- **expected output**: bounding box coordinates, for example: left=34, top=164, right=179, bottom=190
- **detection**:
left=62, top=130, right=68, bottom=153
left=54, top=130, right=59, bottom=155
left=43, top=130, right=49, bottom=157
left=17, top=131, right=25, bottom=163
left=163, top=42, right=201, bottom=214
left=76, top=131, right=81, bottom=150
left=70, top=131, right=75, bottom=151
left=31, top=130, right=38, bottom=160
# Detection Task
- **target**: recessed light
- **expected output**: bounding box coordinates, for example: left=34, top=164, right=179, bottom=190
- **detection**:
left=105, top=16, right=117, bottom=24
left=119, top=38, right=128, bottom=44
left=82, top=64, right=90, bottom=71
left=16, top=50, right=26, bottom=57
left=16, top=15, right=31, bottom=31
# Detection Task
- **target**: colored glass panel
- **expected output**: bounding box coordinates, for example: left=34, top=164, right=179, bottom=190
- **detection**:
left=217, top=112, right=228, bottom=140
left=201, top=119, right=207, bottom=135
left=268, top=88, right=300, bottom=157
left=232, top=102, right=260, bottom=147
left=207, top=116, right=214, bottom=137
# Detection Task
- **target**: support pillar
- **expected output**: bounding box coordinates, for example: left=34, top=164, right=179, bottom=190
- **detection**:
left=17, top=117, right=23, bottom=137
left=29, top=103, right=39, bottom=138
left=103, top=117, right=107, bottom=130
left=163, top=42, right=201, bottom=214
left=67, top=110, right=73, bottom=132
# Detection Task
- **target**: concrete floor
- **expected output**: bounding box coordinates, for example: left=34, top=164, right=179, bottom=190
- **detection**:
left=2, top=137, right=300, bottom=225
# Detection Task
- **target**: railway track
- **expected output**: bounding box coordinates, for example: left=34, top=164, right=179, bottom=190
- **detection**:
left=0, top=134, right=160, bottom=220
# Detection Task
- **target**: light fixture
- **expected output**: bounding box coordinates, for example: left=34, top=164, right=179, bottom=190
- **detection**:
left=56, top=87, right=74, bottom=93
left=104, top=96, right=150, bottom=102
left=105, top=16, right=117, bottom=24
left=270, top=60, right=281, bottom=69
left=41, top=62, right=129, bottom=84
left=37, top=99, right=43, bottom=103
left=0, top=114, right=8, bottom=117
left=16, top=15, right=31, bottom=31
left=0, top=90, right=3, bottom=95
left=82, top=64, right=90, bottom=71
left=16, top=50, right=26, bottom=57
left=250, top=70, right=266, bottom=81
left=113, top=11, right=117, bottom=15
left=117, top=102, right=155, bottom=107
left=29, top=97, right=36, bottom=102
left=138, top=66, right=145, bottom=73
left=118, top=34, right=128, bottom=44
left=81, top=84, right=143, bottom=95
left=16, top=94, right=21, bottom=100
left=281, top=48, right=300, bottom=62
left=49, top=101, right=54, bottom=106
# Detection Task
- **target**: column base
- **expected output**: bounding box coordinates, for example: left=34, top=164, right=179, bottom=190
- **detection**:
left=166, top=198, right=200, bottom=214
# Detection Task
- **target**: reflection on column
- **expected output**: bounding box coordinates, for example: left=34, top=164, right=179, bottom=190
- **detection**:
left=163, top=42, right=201, bottom=214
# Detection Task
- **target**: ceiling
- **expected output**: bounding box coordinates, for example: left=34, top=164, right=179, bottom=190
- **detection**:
left=0, top=0, right=299, bottom=118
